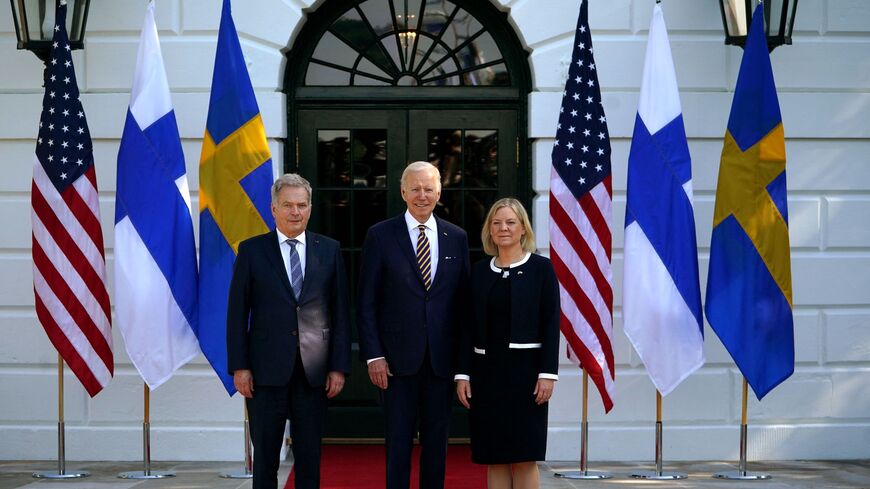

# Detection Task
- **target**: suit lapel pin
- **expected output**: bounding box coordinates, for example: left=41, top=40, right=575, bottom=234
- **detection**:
left=517, top=271, right=523, bottom=275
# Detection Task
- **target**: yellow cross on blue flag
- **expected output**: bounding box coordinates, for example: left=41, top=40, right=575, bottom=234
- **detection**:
left=196, top=0, right=274, bottom=395
left=705, top=3, right=794, bottom=400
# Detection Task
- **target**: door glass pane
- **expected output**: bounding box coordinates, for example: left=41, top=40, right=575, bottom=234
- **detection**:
left=463, top=63, right=509, bottom=86
left=306, top=62, right=350, bottom=86
left=464, top=130, right=498, bottom=188
left=317, top=130, right=351, bottom=187
left=316, top=190, right=352, bottom=246
left=354, top=190, right=388, bottom=245
left=359, top=0, right=394, bottom=36
left=427, top=129, right=462, bottom=188
left=435, top=189, right=463, bottom=227
left=311, top=31, right=359, bottom=68
left=420, top=1, right=456, bottom=36
left=356, top=58, right=393, bottom=82
left=352, top=129, right=388, bottom=188
left=465, top=190, right=498, bottom=250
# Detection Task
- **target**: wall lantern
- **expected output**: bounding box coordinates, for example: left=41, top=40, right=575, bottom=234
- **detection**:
left=719, top=0, right=799, bottom=52
left=9, top=0, right=91, bottom=62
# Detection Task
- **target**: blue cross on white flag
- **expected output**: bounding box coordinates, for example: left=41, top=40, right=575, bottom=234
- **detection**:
left=623, top=3, right=704, bottom=396
left=114, top=0, right=201, bottom=389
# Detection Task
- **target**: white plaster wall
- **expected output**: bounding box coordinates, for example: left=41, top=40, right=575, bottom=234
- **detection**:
left=0, top=0, right=868, bottom=462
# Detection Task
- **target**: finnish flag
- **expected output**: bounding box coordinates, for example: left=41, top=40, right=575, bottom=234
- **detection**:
left=114, top=1, right=200, bottom=389
left=623, top=4, right=704, bottom=396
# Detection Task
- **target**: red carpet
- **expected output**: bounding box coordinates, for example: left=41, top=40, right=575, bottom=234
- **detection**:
left=284, top=445, right=485, bottom=489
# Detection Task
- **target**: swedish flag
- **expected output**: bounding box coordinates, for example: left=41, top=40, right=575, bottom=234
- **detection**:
left=705, top=3, right=794, bottom=400
left=196, top=0, right=274, bottom=394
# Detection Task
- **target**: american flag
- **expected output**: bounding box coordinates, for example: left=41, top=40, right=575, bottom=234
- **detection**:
left=549, top=0, right=614, bottom=412
left=31, top=2, right=113, bottom=397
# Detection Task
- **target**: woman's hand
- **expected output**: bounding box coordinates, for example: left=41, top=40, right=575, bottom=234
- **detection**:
left=533, top=378, right=555, bottom=405
left=456, top=380, right=472, bottom=409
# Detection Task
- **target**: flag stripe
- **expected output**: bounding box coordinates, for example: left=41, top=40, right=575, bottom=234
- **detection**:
left=551, top=177, right=612, bottom=290
left=31, top=239, right=113, bottom=371
left=32, top=179, right=111, bottom=322
left=31, top=208, right=112, bottom=350
left=32, top=272, right=112, bottom=385
left=549, top=190, right=613, bottom=308
left=579, top=186, right=612, bottom=260
left=550, top=247, right=614, bottom=373
left=33, top=164, right=108, bottom=296
left=33, top=294, right=105, bottom=396
left=66, top=171, right=106, bottom=259
left=559, top=311, right=614, bottom=411
left=549, top=223, right=613, bottom=351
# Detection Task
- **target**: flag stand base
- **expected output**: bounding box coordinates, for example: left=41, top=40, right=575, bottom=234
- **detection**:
left=118, top=471, right=175, bottom=479
left=555, top=470, right=612, bottom=480
left=33, top=471, right=90, bottom=479
left=631, top=470, right=687, bottom=480
left=713, top=470, right=771, bottom=480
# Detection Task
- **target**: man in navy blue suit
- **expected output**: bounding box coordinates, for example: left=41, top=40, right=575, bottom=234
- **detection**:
left=357, top=161, right=470, bottom=489
left=227, top=174, right=351, bottom=489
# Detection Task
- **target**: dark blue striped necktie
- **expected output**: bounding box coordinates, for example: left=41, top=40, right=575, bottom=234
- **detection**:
left=287, top=239, right=303, bottom=299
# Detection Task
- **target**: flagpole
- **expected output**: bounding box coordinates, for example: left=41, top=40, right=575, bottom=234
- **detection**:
left=555, top=371, right=612, bottom=480
left=32, top=354, right=89, bottom=479
left=220, top=404, right=254, bottom=478
left=118, top=383, right=175, bottom=479
left=714, top=378, right=771, bottom=480
left=631, top=390, right=686, bottom=480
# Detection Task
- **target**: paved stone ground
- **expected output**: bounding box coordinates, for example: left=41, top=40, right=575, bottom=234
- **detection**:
left=0, top=459, right=868, bottom=488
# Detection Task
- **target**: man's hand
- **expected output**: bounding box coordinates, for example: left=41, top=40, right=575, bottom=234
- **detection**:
left=533, top=378, right=555, bottom=405
left=233, top=369, right=254, bottom=398
left=456, top=380, right=472, bottom=409
left=325, top=371, right=346, bottom=399
left=367, top=358, right=392, bottom=390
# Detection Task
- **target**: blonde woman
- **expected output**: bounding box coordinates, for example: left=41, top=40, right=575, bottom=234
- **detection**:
left=455, top=198, right=560, bottom=489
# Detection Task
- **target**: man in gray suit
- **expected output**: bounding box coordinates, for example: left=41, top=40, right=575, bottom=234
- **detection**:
left=227, top=173, right=351, bottom=489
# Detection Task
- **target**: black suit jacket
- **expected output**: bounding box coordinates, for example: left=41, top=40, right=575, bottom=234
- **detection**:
left=357, top=214, right=470, bottom=378
left=226, top=229, right=351, bottom=387
left=457, top=253, right=561, bottom=378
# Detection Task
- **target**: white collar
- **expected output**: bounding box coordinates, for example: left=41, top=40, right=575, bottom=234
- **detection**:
left=277, top=229, right=307, bottom=246
left=490, top=252, right=531, bottom=272
left=404, top=210, right=437, bottom=232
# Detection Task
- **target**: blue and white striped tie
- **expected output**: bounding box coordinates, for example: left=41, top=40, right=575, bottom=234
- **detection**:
left=287, top=239, right=303, bottom=299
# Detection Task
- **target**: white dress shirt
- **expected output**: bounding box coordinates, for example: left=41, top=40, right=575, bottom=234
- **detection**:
left=276, top=229, right=306, bottom=282
left=404, top=210, right=439, bottom=280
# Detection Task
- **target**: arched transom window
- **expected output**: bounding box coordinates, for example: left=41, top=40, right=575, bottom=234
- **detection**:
left=305, top=0, right=510, bottom=87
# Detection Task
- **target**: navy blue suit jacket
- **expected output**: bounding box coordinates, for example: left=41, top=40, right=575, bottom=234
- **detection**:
left=357, top=214, right=470, bottom=379
left=226, top=230, right=351, bottom=387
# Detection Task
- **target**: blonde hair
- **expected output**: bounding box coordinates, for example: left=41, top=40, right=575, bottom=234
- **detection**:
left=481, top=198, right=536, bottom=256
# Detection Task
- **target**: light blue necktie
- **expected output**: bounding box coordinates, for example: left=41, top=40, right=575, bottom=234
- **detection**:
left=287, top=239, right=303, bottom=299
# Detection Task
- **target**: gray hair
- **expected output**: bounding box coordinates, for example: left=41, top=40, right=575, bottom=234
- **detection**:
left=271, top=173, right=312, bottom=204
left=400, top=161, right=442, bottom=191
